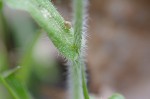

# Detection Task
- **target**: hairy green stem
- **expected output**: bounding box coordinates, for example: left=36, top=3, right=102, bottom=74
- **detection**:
left=69, top=59, right=89, bottom=99
left=73, top=0, right=85, bottom=52
left=69, top=60, right=82, bottom=99
left=72, top=0, right=90, bottom=99
left=5, top=0, right=78, bottom=60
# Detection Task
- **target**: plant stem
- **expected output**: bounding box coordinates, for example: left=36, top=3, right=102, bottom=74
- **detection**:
left=81, top=62, right=90, bottom=99
left=73, top=0, right=87, bottom=52
left=69, top=60, right=82, bottom=99
left=71, top=0, right=90, bottom=99
left=5, top=0, right=78, bottom=60
left=69, top=58, right=89, bottom=99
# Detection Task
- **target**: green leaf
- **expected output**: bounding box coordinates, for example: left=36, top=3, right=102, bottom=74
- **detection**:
left=2, top=66, right=21, bottom=78
left=16, top=30, right=42, bottom=84
left=0, top=68, right=31, bottom=99
left=4, top=0, right=78, bottom=60
left=109, top=93, right=125, bottom=99
left=0, top=0, right=2, bottom=10
left=5, top=75, right=31, bottom=99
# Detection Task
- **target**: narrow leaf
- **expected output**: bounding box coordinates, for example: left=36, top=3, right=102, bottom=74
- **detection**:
left=5, top=75, right=31, bottom=99
left=2, top=66, right=21, bottom=78
left=0, top=68, right=31, bottom=99
left=109, top=93, right=125, bottom=99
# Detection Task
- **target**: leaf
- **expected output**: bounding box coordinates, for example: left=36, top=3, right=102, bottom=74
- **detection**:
left=2, top=66, right=21, bottom=78
left=5, top=75, right=31, bottom=99
left=4, top=0, right=78, bottom=60
left=0, top=0, right=2, bottom=10
left=0, top=68, right=31, bottom=99
left=109, top=93, right=125, bottom=99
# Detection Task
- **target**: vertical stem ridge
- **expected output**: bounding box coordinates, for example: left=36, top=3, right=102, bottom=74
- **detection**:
left=72, top=0, right=90, bottom=99
left=73, top=0, right=85, bottom=52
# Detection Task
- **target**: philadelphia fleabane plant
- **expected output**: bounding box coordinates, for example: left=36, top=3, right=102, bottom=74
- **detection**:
left=4, top=0, right=90, bottom=99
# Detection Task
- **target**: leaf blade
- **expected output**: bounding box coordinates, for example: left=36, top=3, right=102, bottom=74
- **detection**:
left=0, top=68, right=31, bottom=99
left=109, top=93, right=125, bottom=99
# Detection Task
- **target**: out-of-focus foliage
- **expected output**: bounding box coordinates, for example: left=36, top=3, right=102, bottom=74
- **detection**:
left=109, top=93, right=125, bottom=99
left=0, top=0, right=3, bottom=10
left=0, top=67, right=31, bottom=99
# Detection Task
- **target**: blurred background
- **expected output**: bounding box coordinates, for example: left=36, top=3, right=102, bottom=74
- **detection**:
left=0, top=0, right=150, bottom=99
